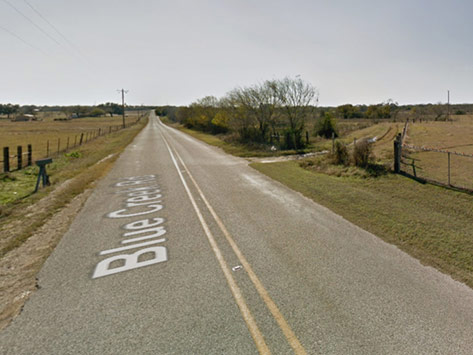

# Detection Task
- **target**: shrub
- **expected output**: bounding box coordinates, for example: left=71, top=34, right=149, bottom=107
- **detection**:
left=65, top=151, right=82, bottom=158
left=331, top=141, right=349, bottom=165
left=353, top=140, right=373, bottom=167
left=315, top=112, right=338, bottom=139
left=88, top=108, right=106, bottom=117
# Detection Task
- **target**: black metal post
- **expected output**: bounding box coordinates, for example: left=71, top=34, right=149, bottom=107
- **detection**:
left=27, top=144, right=32, bottom=166
left=3, top=147, right=9, bottom=173
left=394, top=133, right=402, bottom=173
left=17, top=146, right=22, bottom=169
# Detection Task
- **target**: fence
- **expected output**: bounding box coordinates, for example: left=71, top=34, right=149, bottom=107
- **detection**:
left=394, top=134, right=473, bottom=192
left=1, top=115, right=144, bottom=173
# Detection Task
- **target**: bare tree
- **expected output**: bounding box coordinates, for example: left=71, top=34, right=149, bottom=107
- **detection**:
left=227, top=81, right=280, bottom=142
left=223, top=90, right=256, bottom=142
left=275, top=77, right=318, bottom=148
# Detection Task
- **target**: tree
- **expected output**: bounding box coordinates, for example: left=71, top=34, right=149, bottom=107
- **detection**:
left=275, top=77, right=318, bottom=149
left=221, top=94, right=256, bottom=142
left=336, top=104, right=361, bottom=119
left=315, top=112, right=338, bottom=138
left=430, top=102, right=446, bottom=121
left=226, top=80, right=280, bottom=143
left=2, top=103, right=19, bottom=119
left=89, top=107, right=106, bottom=117
left=98, top=102, right=123, bottom=117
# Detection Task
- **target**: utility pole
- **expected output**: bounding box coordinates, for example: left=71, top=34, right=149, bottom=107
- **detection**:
left=447, top=90, right=450, bottom=121
left=117, top=89, right=129, bottom=128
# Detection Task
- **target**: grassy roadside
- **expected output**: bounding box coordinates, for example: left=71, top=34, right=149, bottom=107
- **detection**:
left=0, top=117, right=148, bottom=257
left=251, top=161, right=473, bottom=288
left=173, top=125, right=314, bottom=157
left=0, top=117, right=147, bottom=330
left=167, top=120, right=473, bottom=288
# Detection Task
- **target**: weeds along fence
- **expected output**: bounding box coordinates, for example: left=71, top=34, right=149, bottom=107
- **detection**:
left=400, top=143, right=473, bottom=192
left=1, top=116, right=143, bottom=173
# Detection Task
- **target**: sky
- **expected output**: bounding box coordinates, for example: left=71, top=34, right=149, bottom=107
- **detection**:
left=1, top=0, right=473, bottom=107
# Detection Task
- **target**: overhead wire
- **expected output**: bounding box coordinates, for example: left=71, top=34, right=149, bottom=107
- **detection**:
left=0, top=24, right=49, bottom=55
left=2, top=0, right=62, bottom=46
left=22, top=0, right=85, bottom=57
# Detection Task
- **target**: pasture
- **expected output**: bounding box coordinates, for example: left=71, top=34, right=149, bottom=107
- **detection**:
left=402, top=115, right=473, bottom=190
left=0, top=112, right=141, bottom=163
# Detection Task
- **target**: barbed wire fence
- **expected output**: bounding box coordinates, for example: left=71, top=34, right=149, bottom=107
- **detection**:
left=1, top=114, right=145, bottom=174
left=394, top=130, right=473, bottom=192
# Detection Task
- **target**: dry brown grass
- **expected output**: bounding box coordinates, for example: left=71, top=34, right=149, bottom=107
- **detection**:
left=407, top=115, right=473, bottom=153
left=403, top=115, right=473, bottom=190
left=0, top=114, right=140, bottom=162
left=0, top=117, right=147, bottom=330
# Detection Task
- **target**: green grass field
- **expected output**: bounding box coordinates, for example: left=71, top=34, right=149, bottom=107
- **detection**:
left=252, top=161, right=473, bottom=288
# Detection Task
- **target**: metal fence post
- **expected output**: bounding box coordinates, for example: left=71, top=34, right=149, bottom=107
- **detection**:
left=17, top=146, right=22, bottom=169
left=27, top=144, right=32, bottom=166
left=3, top=147, right=10, bottom=173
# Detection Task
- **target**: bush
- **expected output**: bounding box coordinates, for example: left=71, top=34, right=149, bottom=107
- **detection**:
left=331, top=141, right=349, bottom=165
left=353, top=140, right=373, bottom=167
left=88, top=108, right=106, bottom=117
left=315, top=112, right=338, bottom=139
left=65, top=151, right=82, bottom=159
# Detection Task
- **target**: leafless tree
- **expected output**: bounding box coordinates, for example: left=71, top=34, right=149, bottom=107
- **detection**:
left=274, top=77, right=318, bottom=148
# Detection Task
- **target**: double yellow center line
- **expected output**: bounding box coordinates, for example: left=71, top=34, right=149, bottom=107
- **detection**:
left=159, top=120, right=306, bottom=355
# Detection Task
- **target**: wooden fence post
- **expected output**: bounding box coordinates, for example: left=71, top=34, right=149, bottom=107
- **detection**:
left=79, top=133, right=84, bottom=145
left=17, top=146, right=22, bottom=170
left=67, top=137, right=70, bottom=150
left=47, top=140, right=50, bottom=156
left=27, top=144, right=32, bottom=166
left=448, top=152, right=451, bottom=185
left=394, top=133, right=402, bottom=173
left=3, top=147, right=10, bottom=172
left=332, top=132, right=335, bottom=153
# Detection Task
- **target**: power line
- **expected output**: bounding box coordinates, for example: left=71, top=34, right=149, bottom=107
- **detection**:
left=0, top=25, right=49, bottom=55
left=2, top=0, right=61, bottom=46
left=23, top=0, right=84, bottom=56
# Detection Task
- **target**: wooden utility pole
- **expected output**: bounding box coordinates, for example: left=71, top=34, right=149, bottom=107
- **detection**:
left=118, top=89, right=129, bottom=128
left=447, top=90, right=450, bottom=121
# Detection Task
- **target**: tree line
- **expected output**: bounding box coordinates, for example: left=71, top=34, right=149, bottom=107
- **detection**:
left=0, top=103, right=20, bottom=119
left=157, top=77, right=319, bottom=150
left=0, top=103, right=154, bottom=120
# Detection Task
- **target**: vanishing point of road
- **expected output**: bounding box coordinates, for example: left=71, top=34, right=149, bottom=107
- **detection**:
left=1, top=112, right=473, bottom=354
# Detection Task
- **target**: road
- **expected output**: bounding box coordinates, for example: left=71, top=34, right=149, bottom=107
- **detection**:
left=1, top=112, right=473, bottom=354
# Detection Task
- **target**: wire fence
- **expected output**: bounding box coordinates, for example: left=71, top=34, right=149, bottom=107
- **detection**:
left=400, top=143, right=473, bottom=192
left=1, top=115, right=144, bottom=173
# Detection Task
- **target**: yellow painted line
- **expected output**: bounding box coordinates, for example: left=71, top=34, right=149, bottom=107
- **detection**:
left=160, top=130, right=271, bottom=355
left=169, top=135, right=307, bottom=354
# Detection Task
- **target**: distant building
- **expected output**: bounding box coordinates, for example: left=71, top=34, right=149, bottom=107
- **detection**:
left=12, top=114, right=35, bottom=122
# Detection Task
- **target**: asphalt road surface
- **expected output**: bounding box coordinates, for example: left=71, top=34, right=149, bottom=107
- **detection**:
left=1, top=113, right=473, bottom=354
